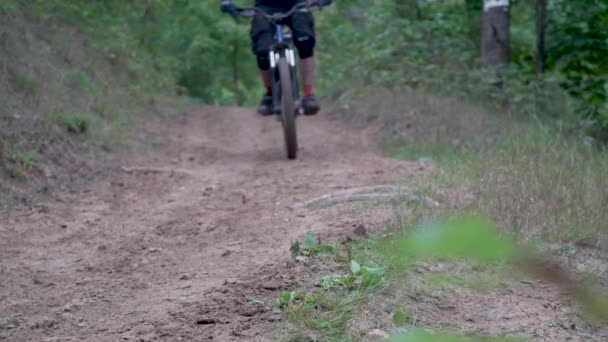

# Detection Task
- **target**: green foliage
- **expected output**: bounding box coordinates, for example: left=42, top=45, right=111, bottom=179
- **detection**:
left=66, top=71, right=99, bottom=96
left=0, top=0, right=17, bottom=14
left=277, top=290, right=304, bottom=308
left=318, top=0, right=608, bottom=137
left=4, top=148, right=39, bottom=179
left=8, top=0, right=607, bottom=133
left=392, top=308, right=408, bottom=327
left=291, top=230, right=336, bottom=262
left=48, top=112, right=92, bottom=134
left=1, top=131, right=39, bottom=179
left=392, top=215, right=516, bottom=263
left=279, top=233, right=388, bottom=340
left=548, top=0, right=608, bottom=132
left=319, top=259, right=385, bottom=292
left=8, top=71, right=39, bottom=94
left=303, top=230, right=317, bottom=249
left=9, top=0, right=253, bottom=104
left=388, top=329, right=522, bottom=342
left=388, top=215, right=608, bottom=325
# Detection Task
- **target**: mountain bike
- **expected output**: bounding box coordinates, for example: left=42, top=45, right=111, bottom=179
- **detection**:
left=234, top=1, right=324, bottom=159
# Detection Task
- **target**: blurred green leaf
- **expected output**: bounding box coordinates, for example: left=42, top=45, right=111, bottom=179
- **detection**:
left=397, top=215, right=516, bottom=262
left=393, top=308, right=407, bottom=327
left=350, top=260, right=361, bottom=275
left=303, top=230, right=317, bottom=249
left=388, top=329, right=521, bottom=341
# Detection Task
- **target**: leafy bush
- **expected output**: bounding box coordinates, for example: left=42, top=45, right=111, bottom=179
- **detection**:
left=547, top=0, right=608, bottom=134
left=317, top=0, right=608, bottom=137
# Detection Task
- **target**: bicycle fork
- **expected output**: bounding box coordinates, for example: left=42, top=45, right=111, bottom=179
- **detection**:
left=269, top=24, right=302, bottom=116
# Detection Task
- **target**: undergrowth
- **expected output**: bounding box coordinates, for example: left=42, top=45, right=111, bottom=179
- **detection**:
left=282, top=81, right=608, bottom=340
left=0, top=2, right=176, bottom=179
left=384, top=119, right=608, bottom=245
left=276, top=232, right=394, bottom=341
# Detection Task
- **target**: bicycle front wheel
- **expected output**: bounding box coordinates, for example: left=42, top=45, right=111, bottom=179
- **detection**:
left=278, top=57, right=298, bottom=160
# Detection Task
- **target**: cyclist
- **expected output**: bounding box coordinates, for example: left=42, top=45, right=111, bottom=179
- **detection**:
left=220, top=0, right=333, bottom=116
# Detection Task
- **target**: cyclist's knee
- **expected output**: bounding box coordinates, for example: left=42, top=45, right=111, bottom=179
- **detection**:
left=295, top=35, right=315, bottom=59
left=256, top=52, right=271, bottom=70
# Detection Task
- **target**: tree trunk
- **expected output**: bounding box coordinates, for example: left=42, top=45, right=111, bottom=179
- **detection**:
left=535, top=0, right=548, bottom=74
left=232, top=40, right=241, bottom=106
left=481, top=0, right=511, bottom=68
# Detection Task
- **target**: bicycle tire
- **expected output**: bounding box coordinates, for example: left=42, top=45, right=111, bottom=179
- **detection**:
left=278, top=57, right=298, bottom=159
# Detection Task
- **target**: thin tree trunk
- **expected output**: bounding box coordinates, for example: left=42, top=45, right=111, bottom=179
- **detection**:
left=0, top=135, right=4, bottom=167
left=144, top=0, right=156, bottom=22
left=395, top=0, right=422, bottom=20
left=481, top=0, right=511, bottom=68
left=232, top=40, right=241, bottom=106
left=465, top=0, right=482, bottom=49
left=536, top=0, right=548, bottom=74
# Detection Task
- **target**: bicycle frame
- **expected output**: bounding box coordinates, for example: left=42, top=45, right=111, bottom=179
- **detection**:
left=269, top=24, right=301, bottom=115
left=228, top=1, right=325, bottom=159
left=231, top=2, right=322, bottom=116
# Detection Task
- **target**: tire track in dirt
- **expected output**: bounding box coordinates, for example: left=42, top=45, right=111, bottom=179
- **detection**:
left=0, top=106, right=427, bottom=341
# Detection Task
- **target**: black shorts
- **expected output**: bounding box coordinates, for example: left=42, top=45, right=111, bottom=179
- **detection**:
left=250, top=6, right=316, bottom=59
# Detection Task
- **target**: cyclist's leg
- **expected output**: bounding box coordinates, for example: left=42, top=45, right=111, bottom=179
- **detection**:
left=288, top=11, right=319, bottom=115
left=250, top=9, right=276, bottom=115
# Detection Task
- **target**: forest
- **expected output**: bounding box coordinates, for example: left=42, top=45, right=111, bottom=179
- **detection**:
left=3, top=0, right=605, bottom=135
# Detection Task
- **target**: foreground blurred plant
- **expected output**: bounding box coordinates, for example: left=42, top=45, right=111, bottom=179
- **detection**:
left=386, top=214, right=608, bottom=338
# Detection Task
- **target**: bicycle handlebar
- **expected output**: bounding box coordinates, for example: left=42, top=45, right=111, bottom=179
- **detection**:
left=234, top=1, right=322, bottom=20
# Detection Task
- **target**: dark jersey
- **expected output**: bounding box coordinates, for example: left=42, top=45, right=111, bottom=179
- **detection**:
left=255, top=0, right=304, bottom=10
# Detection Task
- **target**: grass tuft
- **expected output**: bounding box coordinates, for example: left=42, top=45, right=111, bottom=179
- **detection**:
left=8, top=70, right=39, bottom=94
left=47, top=112, right=92, bottom=134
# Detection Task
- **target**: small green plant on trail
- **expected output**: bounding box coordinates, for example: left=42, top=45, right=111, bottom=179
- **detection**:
left=392, top=307, right=408, bottom=328
left=290, top=230, right=336, bottom=262
left=278, top=231, right=388, bottom=340
left=319, top=260, right=385, bottom=291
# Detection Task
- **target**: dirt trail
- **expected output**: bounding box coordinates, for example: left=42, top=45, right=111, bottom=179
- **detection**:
left=0, top=106, right=427, bottom=341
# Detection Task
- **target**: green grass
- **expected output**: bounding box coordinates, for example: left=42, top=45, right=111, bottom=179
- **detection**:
left=8, top=70, right=39, bottom=94
left=277, top=233, right=392, bottom=341
left=380, top=135, right=466, bottom=165
left=281, top=98, right=608, bottom=340
left=65, top=70, right=99, bottom=96
left=3, top=144, right=40, bottom=179
left=420, top=265, right=517, bottom=293
left=284, top=288, right=360, bottom=339
left=0, top=2, right=177, bottom=178
left=277, top=225, right=535, bottom=341
left=385, top=124, right=608, bottom=245
left=45, top=111, right=93, bottom=135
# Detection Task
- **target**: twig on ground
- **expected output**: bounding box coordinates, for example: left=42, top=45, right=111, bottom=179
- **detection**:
left=293, top=184, right=439, bottom=209
left=120, top=166, right=195, bottom=176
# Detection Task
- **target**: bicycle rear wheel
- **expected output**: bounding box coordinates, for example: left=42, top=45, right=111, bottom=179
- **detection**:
left=278, top=57, right=298, bottom=159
